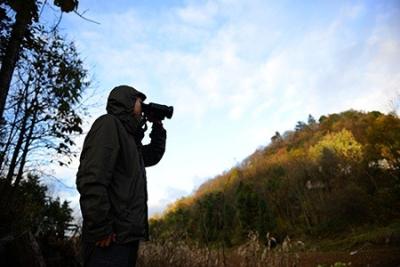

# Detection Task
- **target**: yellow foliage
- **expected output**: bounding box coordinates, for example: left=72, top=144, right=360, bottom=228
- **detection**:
left=163, top=196, right=193, bottom=215
left=309, top=129, right=363, bottom=161
left=288, top=148, right=307, bottom=159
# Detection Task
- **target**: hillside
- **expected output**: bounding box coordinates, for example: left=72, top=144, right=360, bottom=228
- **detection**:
left=149, top=110, right=400, bottom=252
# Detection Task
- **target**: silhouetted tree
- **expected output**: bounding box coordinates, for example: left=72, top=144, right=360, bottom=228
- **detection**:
left=271, top=131, right=282, bottom=144
left=0, top=0, right=79, bottom=121
left=1, top=26, right=89, bottom=187
left=308, top=114, right=316, bottom=125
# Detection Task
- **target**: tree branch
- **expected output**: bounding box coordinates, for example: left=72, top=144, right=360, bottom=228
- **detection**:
left=73, top=9, right=100, bottom=25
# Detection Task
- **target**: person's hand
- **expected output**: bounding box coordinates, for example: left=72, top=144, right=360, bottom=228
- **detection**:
left=146, top=112, right=162, bottom=126
left=95, top=233, right=116, bottom=247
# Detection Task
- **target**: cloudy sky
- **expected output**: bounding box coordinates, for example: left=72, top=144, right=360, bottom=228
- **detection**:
left=43, top=0, right=400, bottom=218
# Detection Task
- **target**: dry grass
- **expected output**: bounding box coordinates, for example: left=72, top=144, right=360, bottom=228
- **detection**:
left=137, top=232, right=303, bottom=267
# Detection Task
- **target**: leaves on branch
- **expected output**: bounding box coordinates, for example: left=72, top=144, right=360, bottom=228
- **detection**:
left=1, top=21, right=90, bottom=178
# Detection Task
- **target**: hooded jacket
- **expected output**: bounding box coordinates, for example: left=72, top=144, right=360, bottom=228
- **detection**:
left=76, top=85, right=166, bottom=243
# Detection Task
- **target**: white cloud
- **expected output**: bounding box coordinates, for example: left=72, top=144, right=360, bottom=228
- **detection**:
left=176, top=0, right=219, bottom=27
left=148, top=186, right=189, bottom=216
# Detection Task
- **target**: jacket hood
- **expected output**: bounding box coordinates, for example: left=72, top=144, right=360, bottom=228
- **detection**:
left=106, top=85, right=147, bottom=135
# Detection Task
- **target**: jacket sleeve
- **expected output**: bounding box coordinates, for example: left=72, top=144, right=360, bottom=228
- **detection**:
left=76, top=115, right=120, bottom=242
left=142, top=122, right=166, bottom=167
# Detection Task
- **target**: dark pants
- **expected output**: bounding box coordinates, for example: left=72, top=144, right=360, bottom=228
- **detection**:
left=82, top=241, right=140, bottom=267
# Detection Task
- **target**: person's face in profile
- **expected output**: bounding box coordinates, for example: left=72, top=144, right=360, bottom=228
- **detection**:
left=132, top=97, right=143, bottom=119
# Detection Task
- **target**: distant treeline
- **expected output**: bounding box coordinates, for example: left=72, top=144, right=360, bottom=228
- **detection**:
left=150, top=110, right=400, bottom=247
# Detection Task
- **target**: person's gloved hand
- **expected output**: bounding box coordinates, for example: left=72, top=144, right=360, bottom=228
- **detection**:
left=145, top=112, right=163, bottom=127
left=134, top=118, right=148, bottom=145
left=95, top=233, right=116, bottom=247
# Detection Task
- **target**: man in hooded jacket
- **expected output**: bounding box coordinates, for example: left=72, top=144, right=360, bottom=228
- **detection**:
left=76, top=85, right=166, bottom=267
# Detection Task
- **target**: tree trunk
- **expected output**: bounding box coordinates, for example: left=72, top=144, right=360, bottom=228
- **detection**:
left=0, top=2, right=35, bottom=121
left=0, top=85, right=27, bottom=173
left=14, top=103, right=38, bottom=187
left=4, top=107, right=28, bottom=184
left=4, top=77, right=33, bottom=185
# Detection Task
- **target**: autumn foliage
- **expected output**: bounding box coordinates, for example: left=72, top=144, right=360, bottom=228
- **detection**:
left=150, top=110, right=400, bottom=249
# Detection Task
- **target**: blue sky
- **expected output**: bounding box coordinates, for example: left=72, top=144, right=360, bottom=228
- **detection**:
left=42, top=0, right=400, bottom=218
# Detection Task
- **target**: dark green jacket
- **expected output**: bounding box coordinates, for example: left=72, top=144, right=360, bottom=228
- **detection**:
left=76, top=85, right=166, bottom=243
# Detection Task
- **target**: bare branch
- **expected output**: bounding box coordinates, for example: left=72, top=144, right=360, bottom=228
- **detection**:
left=43, top=173, right=75, bottom=190
left=73, top=9, right=100, bottom=25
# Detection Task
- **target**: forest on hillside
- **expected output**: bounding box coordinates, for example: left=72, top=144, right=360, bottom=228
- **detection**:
left=140, top=110, right=400, bottom=266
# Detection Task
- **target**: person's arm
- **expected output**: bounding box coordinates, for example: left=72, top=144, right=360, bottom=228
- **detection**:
left=142, top=121, right=166, bottom=167
left=76, top=115, right=120, bottom=243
